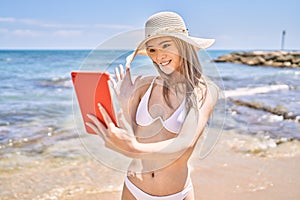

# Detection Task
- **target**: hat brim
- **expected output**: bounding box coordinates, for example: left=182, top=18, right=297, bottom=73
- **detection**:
left=135, top=33, right=215, bottom=56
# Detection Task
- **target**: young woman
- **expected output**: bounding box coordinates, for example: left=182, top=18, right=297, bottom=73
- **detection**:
left=86, top=11, right=219, bottom=200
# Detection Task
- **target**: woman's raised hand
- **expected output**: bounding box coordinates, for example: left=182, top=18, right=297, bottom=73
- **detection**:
left=111, top=64, right=140, bottom=101
left=110, top=64, right=141, bottom=124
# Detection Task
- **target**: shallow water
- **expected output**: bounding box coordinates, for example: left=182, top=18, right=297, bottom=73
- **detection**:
left=0, top=49, right=300, bottom=199
left=0, top=49, right=299, bottom=160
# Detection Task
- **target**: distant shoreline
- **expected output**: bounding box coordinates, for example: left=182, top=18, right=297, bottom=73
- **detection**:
left=213, top=50, right=300, bottom=68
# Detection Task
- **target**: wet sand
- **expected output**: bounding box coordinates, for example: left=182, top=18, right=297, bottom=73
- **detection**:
left=1, top=130, right=300, bottom=200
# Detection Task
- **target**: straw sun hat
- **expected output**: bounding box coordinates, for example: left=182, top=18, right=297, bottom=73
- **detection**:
left=126, top=11, right=215, bottom=65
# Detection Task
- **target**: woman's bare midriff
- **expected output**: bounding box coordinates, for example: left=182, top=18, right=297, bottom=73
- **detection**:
left=128, top=149, right=190, bottom=196
left=127, top=130, right=194, bottom=196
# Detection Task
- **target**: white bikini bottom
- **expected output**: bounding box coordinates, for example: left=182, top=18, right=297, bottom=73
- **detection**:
left=124, top=176, right=193, bottom=200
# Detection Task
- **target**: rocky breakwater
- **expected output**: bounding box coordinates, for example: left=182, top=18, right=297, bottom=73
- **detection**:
left=214, top=51, right=300, bottom=68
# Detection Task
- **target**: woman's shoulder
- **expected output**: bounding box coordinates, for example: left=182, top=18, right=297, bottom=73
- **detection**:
left=134, top=75, right=157, bottom=90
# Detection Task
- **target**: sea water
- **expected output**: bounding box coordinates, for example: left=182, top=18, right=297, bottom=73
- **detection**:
left=0, top=49, right=299, bottom=159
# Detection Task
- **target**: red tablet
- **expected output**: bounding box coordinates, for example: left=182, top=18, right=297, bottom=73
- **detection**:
left=71, top=71, right=118, bottom=134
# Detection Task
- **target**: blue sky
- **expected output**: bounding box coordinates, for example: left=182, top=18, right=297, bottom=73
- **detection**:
left=1, top=0, right=299, bottom=50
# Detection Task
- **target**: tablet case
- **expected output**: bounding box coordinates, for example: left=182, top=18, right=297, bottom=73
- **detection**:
left=71, top=71, right=117, bottom=134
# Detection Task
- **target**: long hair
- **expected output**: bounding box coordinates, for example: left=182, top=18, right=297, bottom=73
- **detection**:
left=153, top=37, right=207, bottom=110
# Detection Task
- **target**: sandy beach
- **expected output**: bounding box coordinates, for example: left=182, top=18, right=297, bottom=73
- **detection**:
left=1, top=129, right=300, bottom=200
left=1, top=49, right=299, bottom=200
left=1, top=0, right=300, bottom=198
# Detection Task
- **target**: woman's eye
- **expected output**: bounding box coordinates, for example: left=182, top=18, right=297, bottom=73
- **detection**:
left=148, top=49, right=155, bottom=53
left=162, top=44, right=170, bottom=48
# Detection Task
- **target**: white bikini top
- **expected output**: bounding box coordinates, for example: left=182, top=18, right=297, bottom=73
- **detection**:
left=135, top=78, right=187, bottom=134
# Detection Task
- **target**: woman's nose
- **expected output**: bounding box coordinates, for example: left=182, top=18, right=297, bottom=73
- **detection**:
left=156, top=49, right=166, bottom=61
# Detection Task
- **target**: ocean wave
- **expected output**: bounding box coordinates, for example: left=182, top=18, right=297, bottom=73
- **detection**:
left=37, top=77, right=72, bottom=88
left=224, top=84, right=291, bottom=97
left=0, top=57, right=12, bottom=62
left=279, top=70, right=300, bottom=76
left=224, top=133, right=300, bottom=158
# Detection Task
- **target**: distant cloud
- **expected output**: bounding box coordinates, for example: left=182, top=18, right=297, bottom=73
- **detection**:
left=0, top=17, right=41, bottom=26
left=0, top=28, right=41, bottom=38
left=12, top=29, right=41, bottom=37
left=0, top=28, right=9, bottom=33
left=0, top=16, right=134, bottom=30
left=0, top=17, right=15, bottom=22
left=19, top=18, right=43, bottom=26
left=93, top=24, right=134, bottom=29
left=43, top=23, right=134, bottom=29
left=53, top=30, right=83, bottom=37
left=0, top=16, right=137, bottom=49
left=42, top=23, right=89, bottom=29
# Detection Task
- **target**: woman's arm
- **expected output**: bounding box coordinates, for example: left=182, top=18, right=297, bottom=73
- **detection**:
left=87, top=81, right=219, bottom=160
left=133, top=82, right=220, bottom=159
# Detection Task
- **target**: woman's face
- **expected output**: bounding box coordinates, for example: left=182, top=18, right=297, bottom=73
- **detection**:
left=146, top=36, right=181, bottom=75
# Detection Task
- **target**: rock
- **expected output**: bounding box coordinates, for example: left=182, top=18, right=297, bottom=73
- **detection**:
left=272, top=62, right=285, bottom=67
left=275, top=55, right=293, bottom=62
left=229, top=98, right=299, bottom=121
left=283, top=62, right=292, bottom=67
left=293, top=58, right=300, bottom=64
left=213, top=51, right=300, bottom=68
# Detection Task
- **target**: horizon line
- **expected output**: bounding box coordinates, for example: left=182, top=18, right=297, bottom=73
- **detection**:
left=1, top=48, right=297, bottom=51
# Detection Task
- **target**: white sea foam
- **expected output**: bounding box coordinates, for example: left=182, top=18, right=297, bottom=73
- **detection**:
left=224, top=84, right=290, bottom=98
left=280, top=70, right=300, bottom=76
left=258, top=114, right=284, bottom=122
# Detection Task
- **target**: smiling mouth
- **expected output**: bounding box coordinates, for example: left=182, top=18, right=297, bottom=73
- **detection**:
left=160, top=60, right=171, bottom=66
